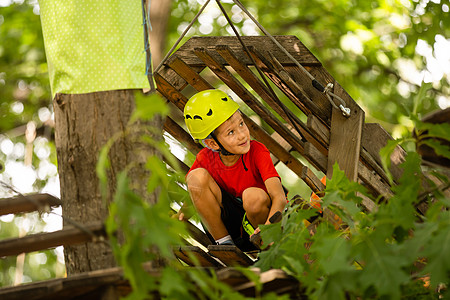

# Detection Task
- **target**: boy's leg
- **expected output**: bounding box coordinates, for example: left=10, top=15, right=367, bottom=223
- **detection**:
left=242, top=187, right=271, bottom=228
left=186, top=168, right=229, bottom=240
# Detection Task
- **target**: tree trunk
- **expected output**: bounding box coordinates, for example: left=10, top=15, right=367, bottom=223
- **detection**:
left=53, top=90, right=162, bottom=275
left=149, top=0, right=172, bottom=66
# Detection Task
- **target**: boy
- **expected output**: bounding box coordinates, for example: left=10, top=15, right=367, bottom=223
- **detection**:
left=181, top=89, right=286, bottom=251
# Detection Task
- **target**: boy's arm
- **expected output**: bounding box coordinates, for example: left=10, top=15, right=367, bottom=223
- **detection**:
left=264, top=177, right=287, bottom=225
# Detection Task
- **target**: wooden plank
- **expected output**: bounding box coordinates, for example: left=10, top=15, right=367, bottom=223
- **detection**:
left=174, top=36, right=321, bottom=67
left=173, top=246, right=222, bottom=267
left=184, top=220, right=214, bottom=249
left=0, top=222, right=106, bottom=257
left=164, top=116, right=203, bottom=156
left=308, top=116, right=393, bottom=184
left=267, top=51, right=329, bottom=122
left=156, top=63, right=192, bottom=91
left=215, top=45, right=291, bottom=121
left=193, top=47, right=306, bottom=156
left=307, top=115, right=330, bottom=146
left=269, top=130, right=292, bottom=165
left=248, top=47, right=330, bottom=123
left=167, top=55, right=213, bottom=91
left=0, top=264, right=160, bottom=300
left=207, top=245, right=254, bottom=267
left=155, top=73, right=189, bottom=111
left=0, top=193, right=61, bottom=216
left=362, top=123, right=405, bottom=182
left=216, top=267, right=261, bottom=287
left=233, top=269, right=300, bottom=297
left=326, top=82, right=364, bottom=181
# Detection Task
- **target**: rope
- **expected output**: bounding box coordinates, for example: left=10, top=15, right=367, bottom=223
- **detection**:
left=230, top=0, right=351, bottom=117
left=142, top=0, right=156, bottom=92
left=153, top=0, right=212, bottom=75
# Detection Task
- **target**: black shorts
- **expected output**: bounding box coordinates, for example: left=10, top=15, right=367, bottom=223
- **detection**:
left=204, top=187, right=258, bottom=252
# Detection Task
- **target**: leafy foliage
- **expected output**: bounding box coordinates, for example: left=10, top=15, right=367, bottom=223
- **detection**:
left=254, top=86, right=450, bottom=299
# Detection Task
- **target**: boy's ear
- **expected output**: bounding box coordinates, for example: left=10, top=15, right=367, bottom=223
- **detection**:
left=203, top=138, right=220, bottom=151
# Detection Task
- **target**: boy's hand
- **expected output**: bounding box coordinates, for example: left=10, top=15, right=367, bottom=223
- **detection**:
left=251, top=227, right=261, bottom=237
left=250, top=211, right=282, bottom=249
left=249, top=227, right=262, bottom=247
left=172, top=210, right=186, bottom=221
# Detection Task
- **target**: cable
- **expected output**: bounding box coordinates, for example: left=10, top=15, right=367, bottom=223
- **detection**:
left=153, top=0, right=212, bottom=75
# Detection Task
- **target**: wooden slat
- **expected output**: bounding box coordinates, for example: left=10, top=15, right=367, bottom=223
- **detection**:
left=233, top=269, right=299, bottom=297
left=326, top=83, right=364, bottom=181
left=173, top=246, right=222, bottom=267
left=308, top=115, right=393, bottom=185
left=307, top=115, right=330, bottom=146
left=193, top=47, right=306, bottom=156
left=173, top=36, right=320, bottom=67
left=216, top=267, right=260, bottom=287
left=0, top=264, right=161, bottom=300
left=167, top=55, right=213, bottom=91
left=164, top=116, right=203, bottom=156
left=0, top=222, right=106, bottom=257
left=269, top=130, right=292, bottom=165
left=0, top=193, right=61, bottom=216
left=156, top=64, right=192, bottom=91
left=267, top=51, right=329, bottom=122
left=248, top=47, right=330, bottom=123
left=362, top=123, right=405, bottom=182
left=215, top=45, right=291, bottom=120
left=155, top=73, right=189, bottom=111
left=207, top=245, right=254, bottom=267
left=184, top=220, right=214, bottom=249
left=0, top=265, right=301, bottom=299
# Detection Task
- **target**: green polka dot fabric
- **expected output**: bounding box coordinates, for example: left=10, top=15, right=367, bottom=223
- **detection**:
left=38, top=0, right=150, bottom=98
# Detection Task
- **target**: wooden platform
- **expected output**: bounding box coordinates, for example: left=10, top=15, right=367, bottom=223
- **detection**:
left=0, top=264, right=301, bottom=299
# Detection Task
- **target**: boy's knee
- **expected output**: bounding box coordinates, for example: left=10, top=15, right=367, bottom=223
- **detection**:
left=186, top=168, right=221, bottom=205
left=186, top=168, right=212, bottom=189
left=242, top=188, right=270, bottom=215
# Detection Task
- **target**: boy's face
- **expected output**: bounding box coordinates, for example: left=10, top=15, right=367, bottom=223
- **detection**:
left=214, top=111, right=250, bottom=155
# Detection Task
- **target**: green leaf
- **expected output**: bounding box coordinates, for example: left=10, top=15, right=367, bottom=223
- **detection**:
left=421, top=139, right=450, bottom=160
left=96, top=143, right=111, bottom=185
left=412, top=82, right=432, bottom=116
left=309, top=232, right=353, bottom=275
left=415, top=121, right=450, bottom=141
left=379, top=139, right=404, bottom=184
left=160, top=268, right=196, bottom=300
left=358, top=238, right=410, bottom=299
left=315, top=270, right=360, bottom=300
left=130, top=92, right=169, bottom=124
left=420, top=211, right=450, bottom=287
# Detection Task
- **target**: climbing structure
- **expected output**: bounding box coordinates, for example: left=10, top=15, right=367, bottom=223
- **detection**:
left=0, top=35, right=410, bottom=298
left=156, top=35, right=397, bottom=209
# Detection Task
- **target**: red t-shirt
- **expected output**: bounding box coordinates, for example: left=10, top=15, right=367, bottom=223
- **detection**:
left=188, top=140, right=280, bottom=198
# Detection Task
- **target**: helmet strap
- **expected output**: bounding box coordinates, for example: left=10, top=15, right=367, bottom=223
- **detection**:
left=210, top=133, right=235, bottom=156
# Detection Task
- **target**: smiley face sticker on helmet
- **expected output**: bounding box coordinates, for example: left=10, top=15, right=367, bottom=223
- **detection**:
left=184, top=90, right=240, bottom=141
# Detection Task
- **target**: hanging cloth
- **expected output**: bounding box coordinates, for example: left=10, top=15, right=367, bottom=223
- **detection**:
left=38, top=0, right=150, bottom=98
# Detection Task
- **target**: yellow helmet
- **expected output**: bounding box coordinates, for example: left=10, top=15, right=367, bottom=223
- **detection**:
left=184, top=89, right=239, bottom=140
